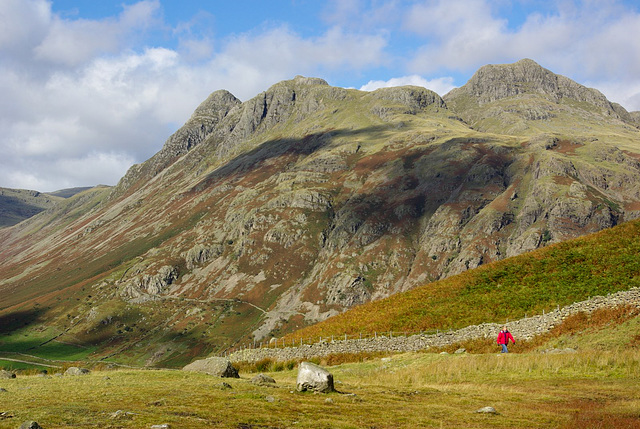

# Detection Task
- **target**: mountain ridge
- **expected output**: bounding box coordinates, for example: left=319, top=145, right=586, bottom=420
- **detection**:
left=0, top=187, right=96, bottom=228
left=444, top=58, right=639, bottom=135
left=1, top=59, right=639, bottom=367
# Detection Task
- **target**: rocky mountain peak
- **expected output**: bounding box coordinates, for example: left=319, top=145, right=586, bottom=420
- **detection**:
left=190, top=90, right=241, bottom=122
left=446, top=58, right=614, bottom=109
left=443, top=59, right=636, bottom=134
left=292, top=75, right=329, bottom=86
left=369, top=86, right=446, bottom=112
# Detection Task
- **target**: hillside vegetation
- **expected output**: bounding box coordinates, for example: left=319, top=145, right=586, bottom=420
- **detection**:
left=1, top=59, right=640, bottom=366
left=286, top=217, right=640, bottom=341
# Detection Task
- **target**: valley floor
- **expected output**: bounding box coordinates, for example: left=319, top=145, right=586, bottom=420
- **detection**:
left=1, top=350, right=639, bottom=428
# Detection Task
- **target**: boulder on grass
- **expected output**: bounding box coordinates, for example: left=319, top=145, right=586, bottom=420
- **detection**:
left=19, top=422, right=42, bottom=429
left=251, top=373, right=276, bottom=386
left=296, top=362, right=335, bottom=393
left=64, top=367, right=90, bottom=376
left=182, top=357, right=239, bottom=378
left=475, top=406, right=499, bottom=414
left=0, top=370, right=16, bottom=379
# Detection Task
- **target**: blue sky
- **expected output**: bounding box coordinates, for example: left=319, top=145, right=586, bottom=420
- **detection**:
left=1, top=0, right=640, bottom=191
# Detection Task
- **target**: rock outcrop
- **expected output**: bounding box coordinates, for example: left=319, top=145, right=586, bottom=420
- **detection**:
left=444, top=59, right=637, bottom=134
left=182, top=357, right=239, bottom=378
left=251, top=373, right=276, bottom=386
left=64, top=367, right=90, bottom=376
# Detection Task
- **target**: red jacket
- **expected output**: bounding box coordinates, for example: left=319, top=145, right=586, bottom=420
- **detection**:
left=497, top=330, right=515, bottom=345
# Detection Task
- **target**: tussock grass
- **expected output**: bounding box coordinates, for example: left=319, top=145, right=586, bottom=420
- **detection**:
left=234, top=351, right=393, bottom=374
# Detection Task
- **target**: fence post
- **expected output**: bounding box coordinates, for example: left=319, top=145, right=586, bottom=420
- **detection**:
left=374, top=331, right=377, bottom=339
left=345, top=333, right=347, bottom=341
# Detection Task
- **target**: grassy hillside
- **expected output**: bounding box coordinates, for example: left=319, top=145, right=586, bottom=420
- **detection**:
left=0, top=188, right=63, bottom=228
left=285, top=218, right=640, bottom=341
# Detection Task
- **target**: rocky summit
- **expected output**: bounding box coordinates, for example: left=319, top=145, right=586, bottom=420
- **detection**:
left=0, top=60, right=639, bottom=366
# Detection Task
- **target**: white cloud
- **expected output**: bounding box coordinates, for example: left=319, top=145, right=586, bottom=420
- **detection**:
left=404, top=0, right=640, bottom=105
left=0, top=1, right=390, bottom=192
left=586, top=80, right=640, bottom=112
left=360, top=75, right=456, bottom=96
left=0, top=152, right=135, bottom=192
left=0, top=0, right=51, bottom=55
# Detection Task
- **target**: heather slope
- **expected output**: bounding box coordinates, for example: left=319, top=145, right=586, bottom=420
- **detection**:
left=286, top=218, right=640, bottom=340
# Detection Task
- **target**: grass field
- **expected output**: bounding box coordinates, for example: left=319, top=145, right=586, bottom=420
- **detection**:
left=1, top=349, right=639, bottom=428
left=1, top=308, right=639, bottom=428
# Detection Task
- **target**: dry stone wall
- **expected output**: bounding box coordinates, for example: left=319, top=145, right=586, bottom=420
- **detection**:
left=229, top=287, right=640, bottom=363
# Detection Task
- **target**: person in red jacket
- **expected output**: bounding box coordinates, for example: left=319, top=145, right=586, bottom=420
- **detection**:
left=497, top=326, right=515, bottom=353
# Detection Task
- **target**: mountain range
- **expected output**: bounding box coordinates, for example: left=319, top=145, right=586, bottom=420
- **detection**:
left=1, top=59, right=639, bottom=367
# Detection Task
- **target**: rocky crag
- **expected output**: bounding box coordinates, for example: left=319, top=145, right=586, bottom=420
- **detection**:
left=1, top=60, right=639, bottom=366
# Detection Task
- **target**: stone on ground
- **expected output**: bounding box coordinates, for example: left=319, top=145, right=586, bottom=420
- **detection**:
left=64, top=367, right=90, bottom=376
left=182, top=357, right=239, bottom=378
left=251, top=373, right=276, bottom=386
left=296, top=361, right=335, bottom=393
left=0, top=370, right=16, bottom=379
left=19, top=422, right=42, bottom=429
left=475, top=406, right=499, bottom=414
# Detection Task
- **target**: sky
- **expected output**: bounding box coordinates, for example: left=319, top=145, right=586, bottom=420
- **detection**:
left=1, top=0, right=640, bottom=192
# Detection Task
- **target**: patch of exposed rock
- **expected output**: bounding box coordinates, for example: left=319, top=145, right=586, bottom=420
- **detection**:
left=183, top=357, right=239, bottom=378
left=64, top=367, right=90, bottom=376
left=121, top=265, right=179, bottom=302
left=445, top=59, right=617, bottom=113
left=251, top=373, right=276, bottom=386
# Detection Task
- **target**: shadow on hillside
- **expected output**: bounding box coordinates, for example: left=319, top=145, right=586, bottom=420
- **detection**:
left=193, top=125, right=393, bottom=190
left=189, top=124, right=516, bottom=268
left=0, top=195, right=47, bottom=227
left=0, top=309, right=44, bottom=335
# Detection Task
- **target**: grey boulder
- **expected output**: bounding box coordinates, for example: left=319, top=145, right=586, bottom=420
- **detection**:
left=296, top=362, right=335, bottom=393
left=182, top=357, right=239, bottom=378
left=475, top=406, right=499, bottom=414
left=19, top=422, right=42, bottom=429
left=251, top=373, right=276, bottom=386
left=64, top=367, right=90, bottom=376
left=0, top=370, right=16, bottom=379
